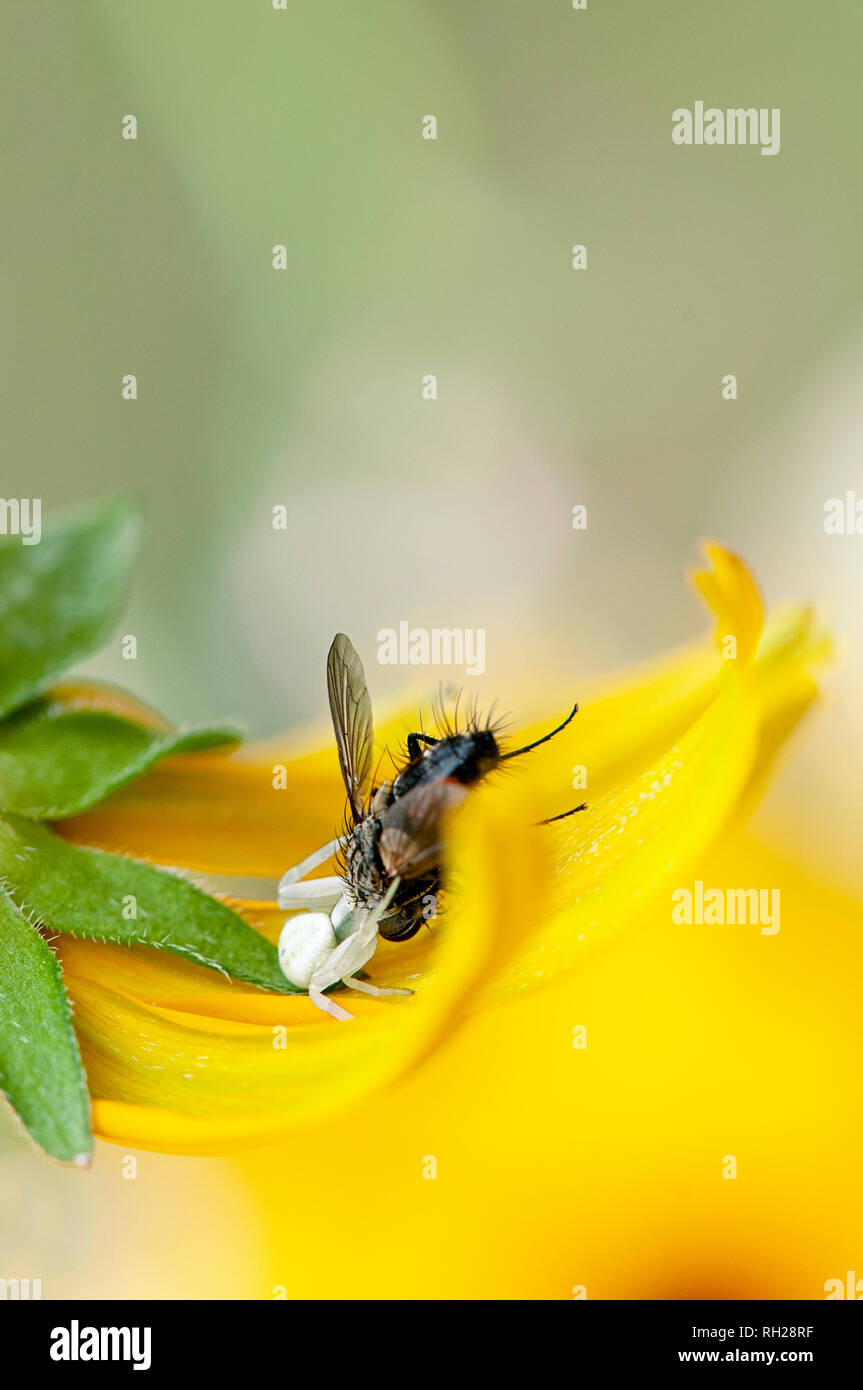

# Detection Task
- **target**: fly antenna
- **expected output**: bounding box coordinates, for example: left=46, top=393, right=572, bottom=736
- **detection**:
left=500, top=702, right=579, bottom=760
left=536, top=801, right=587, bottom=826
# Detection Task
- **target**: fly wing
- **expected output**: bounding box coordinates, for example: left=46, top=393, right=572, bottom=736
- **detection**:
left=378, top=779, right=468, bottom=879
left=327, top=633, right=374, bottom=820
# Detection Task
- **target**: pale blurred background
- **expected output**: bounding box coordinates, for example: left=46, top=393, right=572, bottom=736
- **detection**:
left=2, top=0, right=862, bottom=1298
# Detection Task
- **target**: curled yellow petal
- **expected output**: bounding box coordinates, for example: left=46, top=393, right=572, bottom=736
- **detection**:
left=482, top=545, right=784, bottom=1000
left=64, top=781, right=545, bottom=1153
left=691, top=540, right=765, bottom=663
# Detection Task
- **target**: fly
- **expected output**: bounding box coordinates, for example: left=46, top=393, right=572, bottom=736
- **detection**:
left=277, top=633, right=586, bottom=1020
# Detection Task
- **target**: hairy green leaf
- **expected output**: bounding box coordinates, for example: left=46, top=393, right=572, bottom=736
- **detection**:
left=0, top=890, right=93, bottom=1163
left=0, top=701, right=241, bottom=819
left=0, top=495, right=140, bottom=719
left=0, top=816, right=296, bottom=993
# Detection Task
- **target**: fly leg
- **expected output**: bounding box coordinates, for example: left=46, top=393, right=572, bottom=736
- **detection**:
left=406, top=731, right=439, bottom=760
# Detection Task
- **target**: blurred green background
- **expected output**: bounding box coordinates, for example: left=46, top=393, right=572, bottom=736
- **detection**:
left=3, top=0, right=862, bottom=925
left=2, top=0, right=863, bottom=1292
left=6, top=1, right=863, bottom=842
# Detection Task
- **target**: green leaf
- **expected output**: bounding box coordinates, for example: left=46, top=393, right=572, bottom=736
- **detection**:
left=0, top=495, right=140, bottom=720
left=0, top=700, right=241, bottom=819
left=0, top=815, right=297, bottom=993
left=0, top=889, right=93, bottom=1163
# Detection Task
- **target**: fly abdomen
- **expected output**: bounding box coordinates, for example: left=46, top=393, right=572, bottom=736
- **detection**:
left=376, top=874, right=440, bottom=941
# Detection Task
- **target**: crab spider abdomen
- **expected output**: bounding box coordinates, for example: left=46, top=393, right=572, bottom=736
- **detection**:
left=278, top=912, right=338, bottom=990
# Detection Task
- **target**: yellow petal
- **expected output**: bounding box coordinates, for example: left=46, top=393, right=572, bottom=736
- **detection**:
left=691, top=539, right=764, bottom=662
left=228, top=825, right=863, bottom=1298
left=65, top=779, right=546, bottom=1154
left=480, top=544, right=789, bottom=1000
left=57, top=748, right=344, bottom=877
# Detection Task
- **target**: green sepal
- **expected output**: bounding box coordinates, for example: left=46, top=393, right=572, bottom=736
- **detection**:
left=0, top=890, right=93, bottom=1163
left=0, top=815, right=297, bottom=993
left=0, top=700, right=241, bottom=819
left=0, top=495, right=140, bottom=719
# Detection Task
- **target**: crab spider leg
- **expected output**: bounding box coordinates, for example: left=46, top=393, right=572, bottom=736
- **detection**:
left=308, top=913, right=380, bottom=996
left=278, top=875, right=345, bottom=911
left=342, top=976, right=413, bottom=999
left=279, top=837, right=346, bottom=891
left=308, top=984, right=354, bottom=1022
left=331, top=894, right=354, bottom=935
left=306, top=879, right=403, bottom=1019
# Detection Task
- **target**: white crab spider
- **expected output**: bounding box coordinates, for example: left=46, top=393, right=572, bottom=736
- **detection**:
left=277, top=837, right=412, bottom=1021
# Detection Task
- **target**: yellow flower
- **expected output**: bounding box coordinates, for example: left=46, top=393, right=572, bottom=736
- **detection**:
left=51, top=544, right=829, bottom=1157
